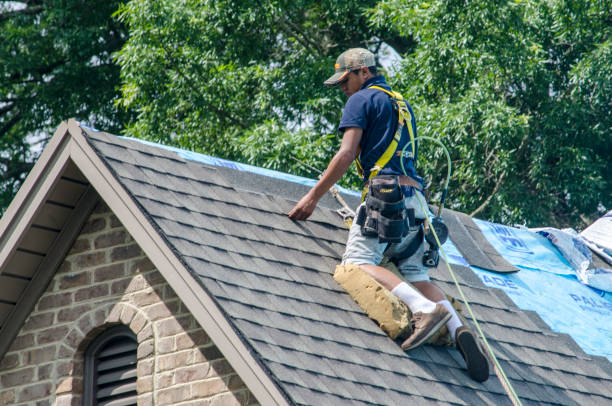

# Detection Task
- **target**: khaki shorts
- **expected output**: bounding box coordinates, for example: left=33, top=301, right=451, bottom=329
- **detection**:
left=341, top=189, right=430, bottom=283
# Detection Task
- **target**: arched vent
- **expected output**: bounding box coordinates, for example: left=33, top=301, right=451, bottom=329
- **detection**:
left=84, top=325, right=138, bottom=406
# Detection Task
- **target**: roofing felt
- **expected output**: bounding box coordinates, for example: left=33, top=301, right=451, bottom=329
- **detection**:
left=79, top=127, right=612, bottom=405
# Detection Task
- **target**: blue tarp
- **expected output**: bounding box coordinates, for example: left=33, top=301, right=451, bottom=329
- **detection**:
left=443, top=221, right=612, bottom=362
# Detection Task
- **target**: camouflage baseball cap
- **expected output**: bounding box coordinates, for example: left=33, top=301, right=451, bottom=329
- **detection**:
left=324, top=48, right=376, bottom=86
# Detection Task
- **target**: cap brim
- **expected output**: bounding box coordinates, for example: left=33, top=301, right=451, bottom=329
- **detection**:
left=323, top=70, right=349, bottom=87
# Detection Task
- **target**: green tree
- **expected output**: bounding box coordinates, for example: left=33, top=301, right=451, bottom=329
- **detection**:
left=0, top=0, right=133, bottom=213
left=371, top=0, right=611, bottom=228
left=114, top=0, right=412, bottom=188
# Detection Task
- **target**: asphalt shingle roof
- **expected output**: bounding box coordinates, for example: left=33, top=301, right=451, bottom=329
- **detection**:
left=84, top=128, right=612, bottom=406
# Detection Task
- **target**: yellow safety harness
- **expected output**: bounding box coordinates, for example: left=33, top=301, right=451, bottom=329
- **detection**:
left=356, top=86, right=416, bottom=201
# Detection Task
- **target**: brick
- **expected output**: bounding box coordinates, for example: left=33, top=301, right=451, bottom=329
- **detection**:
left=137, top=375, right=153, bottom=393
left=209, top=359, right=234, bottom=377
left=58, top=271, right=91, bottom=290
left=125, top=274, right=147, bottom=293
left=227, top=374, right=247, bottom=391
left=192, top=377, right=228, bottom=398
left=18, top=382, right=52, bottom=402
left=94, top=230, right=127, bottom=249
left=57, top=360, right=76, bottom=376
left=22, top=312, right=55, bottom=331
left=106, top=305, right=123, bottom=323
left=55, top=395, right=76, bottom=406
left=0, top=353, right=19, bottom=369
left=80, top=217, right=106, bottom=234
left=157, top=386, right=190, bottom=405
left=94, top=263, right=125, bottom=282
left=58, top=344, right=74, bottom=358
left=56, top=377, right=82, bottom=394
left=157, top=318, right=186, bottom=337
left=55, top=260, right=72, bottom=276
left=210, top=391, right=245, bottom=406
left=132, top=257, right=156, bottom=273
left=38, top=364, right=53, bottom=380
left=138, top=324, right=153, bottom=341
left=142, top=270, right=165, bottom=287
left=94, top=307, right=110, bottom=325
left=58, top=303, right=92, bottom=322
left=0, top=389, right=15, bottom=404
left=138, top=358, right=154, bottom=376
left=138, top=339, right=154, bottom=359
left=178, top=330, right=209, bottom=349
left=138, top=393, right=153, bottom=406
left=36, top=399, right=51, bottom=406
left=157, top=336, right=174, bottom=354
left=111, top=243, right=141, bottom=262
left=93, top=201, right=110, bottom=214
left=176, top=365, right=210, bottom=384
left=1, top=367, right=35, bottom=386
left=120, top=306, right=136, bottom=324
left=109, top=213, right=122, bottom=228
left=110, top=276, right=131, bottom=294
left=158, top=351, right=190, bottom=372
left=38, top=292, right=72, bottom=311
left=8, top=333, right=34, bottom=351
left=74, top=252, right=106, bottom=268
left=78, top=313, right=94, bottom=334
left=146, top=301, right=179, bottom=321
left=198, top=345, right=223, bottom=363
left=64, top=328, right=84, bottom=349
left=74, top=284, right=109, bottom=302
left=129, top=312, right=147, bottom=333
left=25, top=345, right=56, bottom=364
left=131, top=288, right=162, bottom=307
left=69, top=238, right=90, bottom=255
left=156, top=372, right=173, bottom=389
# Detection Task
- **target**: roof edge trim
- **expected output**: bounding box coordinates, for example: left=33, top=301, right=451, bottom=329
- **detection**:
left=0, top=122, right=73, bottom=270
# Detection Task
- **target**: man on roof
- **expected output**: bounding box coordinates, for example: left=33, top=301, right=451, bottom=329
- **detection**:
left=289, top=48, right=489, bottom=382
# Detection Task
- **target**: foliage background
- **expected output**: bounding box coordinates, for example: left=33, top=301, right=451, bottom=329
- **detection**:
left=1, top=0, right=610, bottom=229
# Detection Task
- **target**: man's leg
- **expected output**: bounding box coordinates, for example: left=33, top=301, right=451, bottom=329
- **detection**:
left=413, top=280, right=489, bottom=382
left=358, top=263, right=451, bottom=350
left=342, top=217, right=450, bottom=350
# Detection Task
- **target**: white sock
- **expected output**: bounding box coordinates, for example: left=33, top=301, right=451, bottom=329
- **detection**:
left=439, top=299, right=463, bottom=341
left=391, top=282, right=437, bottom=314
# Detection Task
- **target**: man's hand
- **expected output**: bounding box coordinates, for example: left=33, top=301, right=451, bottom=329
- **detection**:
left=288, top=192, right=317, bottom=220
left=287, top=127, right=362, bottom=221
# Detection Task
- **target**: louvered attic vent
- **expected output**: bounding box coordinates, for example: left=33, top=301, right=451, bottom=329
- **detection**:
left=84, top=325, right=138, bottom=406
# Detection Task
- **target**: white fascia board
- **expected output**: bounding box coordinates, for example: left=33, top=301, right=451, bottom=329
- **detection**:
left=0, top=122, right=73, bottom=271
left=65, top=120, right=289, bottom=406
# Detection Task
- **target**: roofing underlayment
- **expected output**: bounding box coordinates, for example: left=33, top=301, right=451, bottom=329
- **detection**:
left=1, top=121, right=611, bottom=405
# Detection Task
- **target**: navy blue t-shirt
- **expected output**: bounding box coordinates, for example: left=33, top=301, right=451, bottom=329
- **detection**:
left=339, top=76, right=422, bottom=188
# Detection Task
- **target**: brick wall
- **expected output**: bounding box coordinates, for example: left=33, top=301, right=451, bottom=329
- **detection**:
left=0, top=201, right=259, bottom=406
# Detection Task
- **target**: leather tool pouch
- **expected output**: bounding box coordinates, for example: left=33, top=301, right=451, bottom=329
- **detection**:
left=355, top=176, right=414, bottom=243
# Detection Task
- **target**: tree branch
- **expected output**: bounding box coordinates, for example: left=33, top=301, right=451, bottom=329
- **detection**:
left=276, top=15, right=324, bottom=56
left=161, top=46, right=246, bottom=129
left=470, top=170, right=506, bottom=217
left=0, top=112, right=22, bottom=138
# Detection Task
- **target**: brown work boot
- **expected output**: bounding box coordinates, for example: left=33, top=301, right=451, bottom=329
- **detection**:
left=401, top=304, right=451, bottom=351
left=456, top=326, right=489, bottom=382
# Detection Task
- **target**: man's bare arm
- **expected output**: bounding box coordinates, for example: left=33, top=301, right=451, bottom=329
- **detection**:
left=288, top=127, right=362, bottom=220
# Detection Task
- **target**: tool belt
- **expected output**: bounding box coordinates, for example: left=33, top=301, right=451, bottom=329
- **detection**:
left=355, top=176, right=421, bottom=243
left=364, top=175, right=423, bottom=191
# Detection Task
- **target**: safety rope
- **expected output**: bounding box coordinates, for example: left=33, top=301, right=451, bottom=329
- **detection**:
left=402, top=137, right=523, bottom=406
